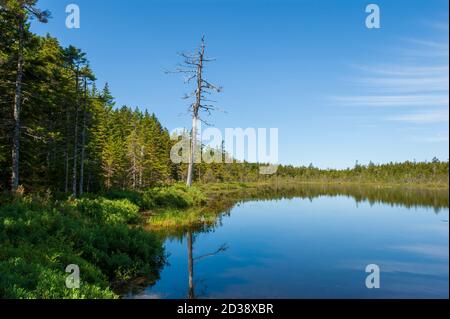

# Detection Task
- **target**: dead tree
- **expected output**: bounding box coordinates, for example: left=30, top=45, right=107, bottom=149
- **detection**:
left=168, top=36, right=222, bottom=187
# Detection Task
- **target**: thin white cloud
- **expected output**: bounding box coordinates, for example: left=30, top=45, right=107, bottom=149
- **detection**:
left=333, top=23, right=449, bottom=125
left=350, top=64, right=449, bottom=77
left=355, top=76, right=449, bottom=93
left=403, top=37, right=449, bottom=51
left=388, top=109, right=449, bottom=123
left=390, top=244, right=449, bottom=259
left=400, top=37, right=449, bottom=58
left=333, top=94, right=449, bottom=107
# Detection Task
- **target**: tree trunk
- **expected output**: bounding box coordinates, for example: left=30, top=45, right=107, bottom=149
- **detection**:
left=11, top=16, right=24, bottom=191
left=186, top=41, right=204, bottom=187
left=139, top=146, right=144, bottom=188
left=132, top=150, right=137, bottom=189
left=72, top=68, right=80, bottom=197
left=186, top=116, right=198, bottom=187
left=79, top=79, right=87, bottom=196
left=187, top=231, right=195, bottom=299
left=64, top=103, right=70, bottom=193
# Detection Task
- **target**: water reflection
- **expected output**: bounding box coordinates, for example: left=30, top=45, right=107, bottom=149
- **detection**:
left=186, top=230, right=228, bottom=299
left=126, top=184, right=449, bottom=299
left=155, top=184, right=449, bottom=239
left=187, top=231, right=194, bottom=299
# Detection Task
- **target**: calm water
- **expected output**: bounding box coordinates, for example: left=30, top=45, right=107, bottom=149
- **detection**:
left=128, top=189, right=449, bottom=299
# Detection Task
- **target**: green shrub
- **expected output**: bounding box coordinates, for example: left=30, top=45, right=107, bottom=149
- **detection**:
left=75, top=198, right=140, bottom=224
left=142, top=184, right=206, bottom=209
left=0, top=195, right=165, bottom=299
left=102, top=189, right=143, bottom=207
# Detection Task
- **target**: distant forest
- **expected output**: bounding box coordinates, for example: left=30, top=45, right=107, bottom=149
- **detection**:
left=0, top=5, right=448, bottom=194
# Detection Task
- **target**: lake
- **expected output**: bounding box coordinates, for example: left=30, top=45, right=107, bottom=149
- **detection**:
left=126, top=186, right=449, bottom=299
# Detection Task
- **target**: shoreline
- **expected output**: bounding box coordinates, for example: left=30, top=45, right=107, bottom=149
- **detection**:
left=144, top=181, right=449, bottom=233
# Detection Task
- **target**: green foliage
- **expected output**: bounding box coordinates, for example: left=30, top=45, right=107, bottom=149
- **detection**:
left=0, top=195, right=164, bottom=299
left=147, top=207, right=217, bottom=230
left=75, top=197, right=140, bottom=224
left=142, top=184, right=206, bottom=210
left=102, top=189, right=143, bottom=207
left=273, top=160, right=449, bottom=188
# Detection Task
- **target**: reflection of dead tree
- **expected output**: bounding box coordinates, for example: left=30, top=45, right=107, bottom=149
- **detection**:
left=194, top=244, right=228, bottom=261
left=186, top=230, right=228, bottom=299
left=187, top=231, right=195, bottom=299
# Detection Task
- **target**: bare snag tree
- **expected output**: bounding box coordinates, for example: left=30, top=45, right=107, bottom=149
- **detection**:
left=168, top=36, right=222, bottom=187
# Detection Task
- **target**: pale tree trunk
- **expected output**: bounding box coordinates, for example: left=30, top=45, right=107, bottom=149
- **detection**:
left=128, top=135, right=138, bottom=189
left=174, top=37, right=220, bottom=187
left=106, top=169, right=111, bottom=189
left=186, top=116, right=198, bottom=187
left=79, top=79, right=87, bottom=196
left=187, top=231, right=195, bottom=299
left=132, top=150, right=137, bottom=189
left=139, top=146, right=144, bottom=188
left=11, top=16, right=24, bottom=191
left=186, top=41, right=204, bottom=187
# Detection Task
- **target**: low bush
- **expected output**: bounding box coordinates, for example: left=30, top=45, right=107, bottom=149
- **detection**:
left=75, top=197, right=140, bottom=224
left=102, top=189, right=143, bottom=207
left=0, top=195, right=164, bottom=299
left=142, top=184, right=206, bottom=210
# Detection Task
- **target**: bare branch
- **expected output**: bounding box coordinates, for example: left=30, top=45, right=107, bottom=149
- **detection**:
left=194, top=244, right=228, bottom=261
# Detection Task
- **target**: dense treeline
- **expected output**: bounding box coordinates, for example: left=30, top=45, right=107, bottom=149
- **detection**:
left=0, top=2, right=176, bottom=194
left=273, top=159, right=449, bottom=187
left=0, top=2, right=448, bottom=196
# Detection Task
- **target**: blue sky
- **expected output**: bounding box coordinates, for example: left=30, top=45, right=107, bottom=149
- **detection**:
left=31, top=0, right=449, bottom=169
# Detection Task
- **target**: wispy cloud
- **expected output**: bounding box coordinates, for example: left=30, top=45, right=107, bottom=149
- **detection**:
left=333, top=20, right=449, bottom=130
left=356, top=76, right=449, bottom=93
left=350, top=64, right=449, bottom=77
left=390, top=244, right=449, bottom=260
left=401, top=38, right=449, bottom=58
left=333, top=94, right=448, bottom=107
left=388, top=109, right=449, bottom=123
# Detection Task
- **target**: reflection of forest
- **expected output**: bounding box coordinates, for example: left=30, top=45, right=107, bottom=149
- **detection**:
left=155, top=183, right=448, bottom=239
left=208, top=183, right=449, bottom=213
